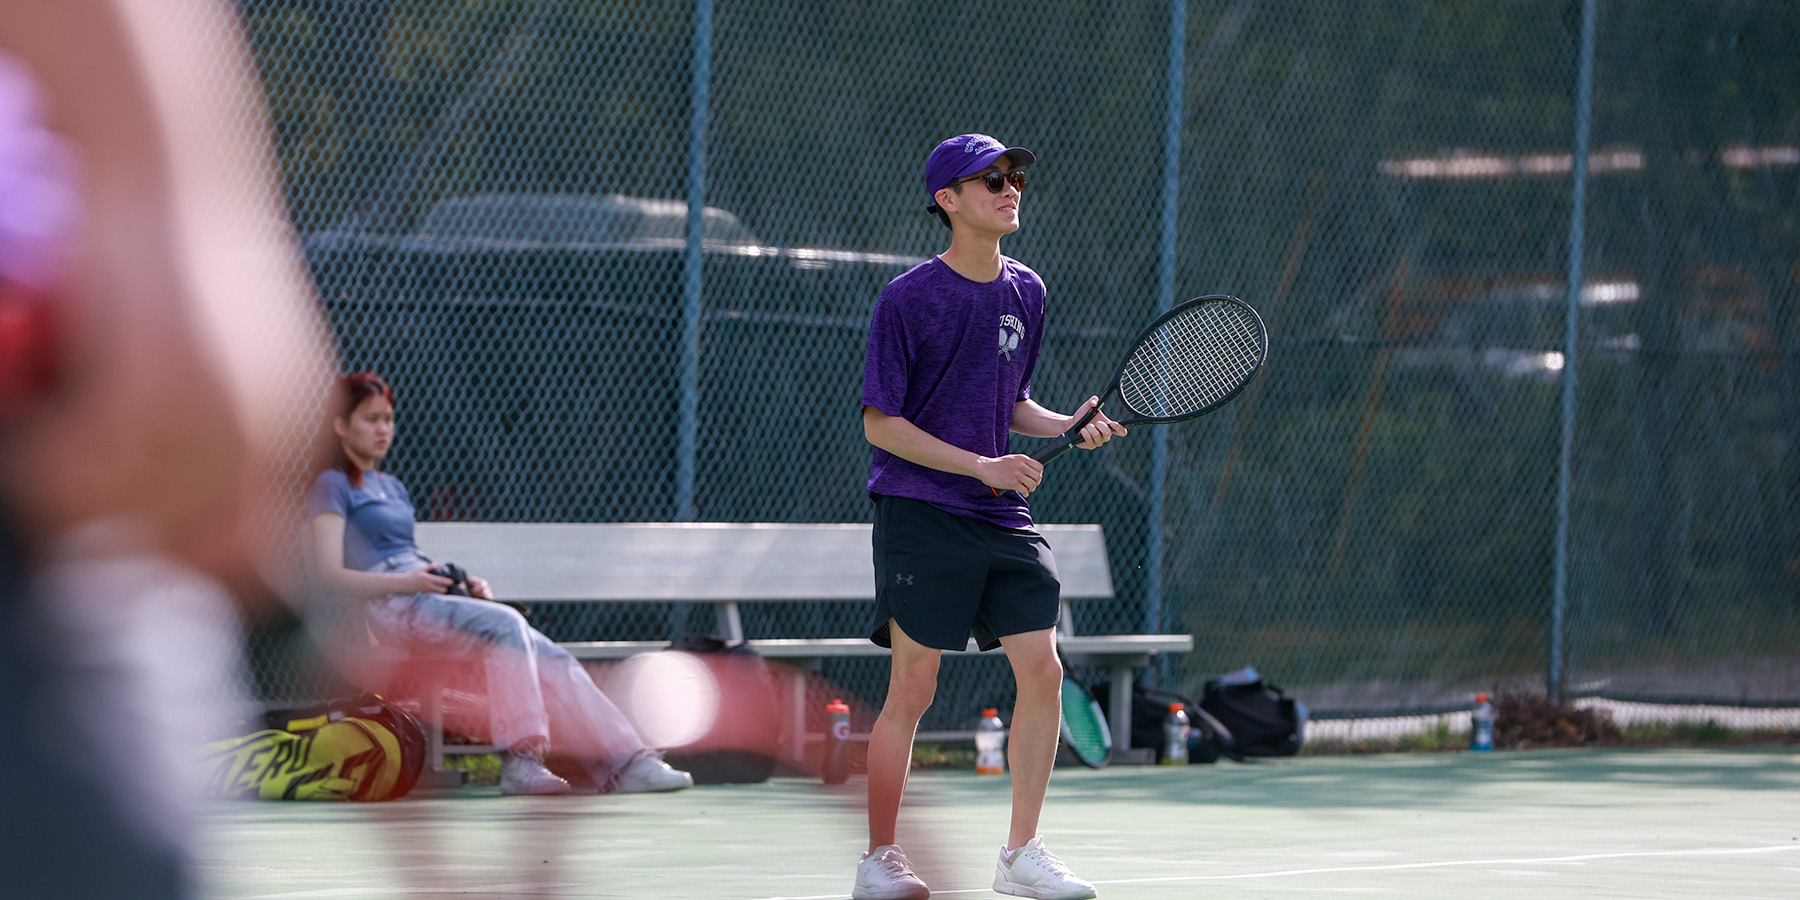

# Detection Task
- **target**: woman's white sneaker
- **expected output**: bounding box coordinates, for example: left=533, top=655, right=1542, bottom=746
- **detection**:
left=993, top=836, right=1096, bottom=900
left=609, top=751, right=694, bottom=793
left=498, top=751, right=572, bottom=795
left=852, top=844, right=930, bottom=900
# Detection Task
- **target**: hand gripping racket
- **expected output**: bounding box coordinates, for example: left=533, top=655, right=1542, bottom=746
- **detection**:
left=1034, top=295, right=1268, bottom=465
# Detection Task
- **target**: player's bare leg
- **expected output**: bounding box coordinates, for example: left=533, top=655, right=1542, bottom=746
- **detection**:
left=997, top=627, right=1061, bottom=849
left=866, top=619, right=941, bottom=850
left=992, top=627, right=1095, bottom=899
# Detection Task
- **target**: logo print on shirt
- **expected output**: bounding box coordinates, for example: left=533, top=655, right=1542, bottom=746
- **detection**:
left=895, top=573, right=914, bottom=586
left=998, top=314, right=1024, bottom=360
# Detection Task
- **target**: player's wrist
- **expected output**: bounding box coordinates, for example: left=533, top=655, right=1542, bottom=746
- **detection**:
left=972, top=453, right=1020, bottom=486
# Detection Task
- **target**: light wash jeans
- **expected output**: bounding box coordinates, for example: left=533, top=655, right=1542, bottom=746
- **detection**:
left=367, top=550, right=645, bottom=770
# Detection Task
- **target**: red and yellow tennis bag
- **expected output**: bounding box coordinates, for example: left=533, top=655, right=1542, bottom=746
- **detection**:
left=199, top=694, right=426, bottom=801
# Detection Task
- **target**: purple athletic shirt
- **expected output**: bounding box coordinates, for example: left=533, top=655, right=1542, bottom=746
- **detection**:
left=862, top=256, right=1046, bottom=529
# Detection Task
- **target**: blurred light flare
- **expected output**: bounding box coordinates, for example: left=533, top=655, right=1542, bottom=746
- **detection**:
left=608, top=651, right=721, bottom=749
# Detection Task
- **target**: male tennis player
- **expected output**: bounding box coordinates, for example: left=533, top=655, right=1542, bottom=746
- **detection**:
left=854, top=134, right=1125, bottom=900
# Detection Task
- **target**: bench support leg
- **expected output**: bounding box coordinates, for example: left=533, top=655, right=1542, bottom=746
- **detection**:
left=785, top=669, right=807, bottom=764
left=413, top=676, right=469, bottom=787
left=1068, top=650, right=1157, bottom=763
left=425, top=681, right=446, bottom=771
left=1107, top=664, right=1133, bottom=754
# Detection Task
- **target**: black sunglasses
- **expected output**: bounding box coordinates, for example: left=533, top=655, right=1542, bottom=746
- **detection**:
left=949, top=169, right=1028, bottom=193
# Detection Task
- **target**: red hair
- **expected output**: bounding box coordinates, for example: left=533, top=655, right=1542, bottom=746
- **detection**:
left=319, top=372, right=394, bottom=488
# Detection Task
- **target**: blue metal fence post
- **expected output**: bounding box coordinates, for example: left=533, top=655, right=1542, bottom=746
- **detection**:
left=1148, top=0, right=1186, bottom=642
left=677, top=0, right=715, bottom=523
left=1552, top=0, right=1598, bottom=702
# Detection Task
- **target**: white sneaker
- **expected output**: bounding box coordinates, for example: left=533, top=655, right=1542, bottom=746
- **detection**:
left=499, top=751, right=572, bottom=795
left=609, top=751, right=694, bottom=793
left=993, top=836, right=1096, bottom=900
left=852, top=844, right=930, bottom=900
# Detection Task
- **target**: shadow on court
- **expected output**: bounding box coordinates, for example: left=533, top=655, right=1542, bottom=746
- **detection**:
left=197, top=748, right=1800, bottom=899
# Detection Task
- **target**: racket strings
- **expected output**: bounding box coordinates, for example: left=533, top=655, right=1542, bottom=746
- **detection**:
left=1119, top=305, right=1264, bottom=418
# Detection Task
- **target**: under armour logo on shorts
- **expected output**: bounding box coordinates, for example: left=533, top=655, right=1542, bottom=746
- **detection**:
left=895, top=573, right=914, bottom=586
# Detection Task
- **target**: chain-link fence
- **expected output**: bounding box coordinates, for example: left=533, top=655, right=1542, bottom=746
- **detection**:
left=239, top=0, right=1798, bottom=734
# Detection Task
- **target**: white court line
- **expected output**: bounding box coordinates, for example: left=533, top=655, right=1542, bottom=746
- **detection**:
left=249, top=884, right=584, bottom=898
left=1090, top=843, right=1800, bottom=887
left=744, top=844, right=1800, bottom=900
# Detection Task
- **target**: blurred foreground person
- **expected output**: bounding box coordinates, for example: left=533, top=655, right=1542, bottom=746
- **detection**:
left=310, top=373, right=693, bottom=796
left=0, top=1, right=332, bottom=897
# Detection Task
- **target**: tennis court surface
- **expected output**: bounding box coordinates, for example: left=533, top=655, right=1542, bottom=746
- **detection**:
left=197, top=748, right=1800, bottom=899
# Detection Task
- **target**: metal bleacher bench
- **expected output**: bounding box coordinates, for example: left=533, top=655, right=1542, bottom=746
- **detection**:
left=398, top=521, right=1192, bottom=770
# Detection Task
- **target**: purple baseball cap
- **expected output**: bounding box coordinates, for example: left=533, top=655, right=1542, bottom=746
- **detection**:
left=924, top=133, right=1034, bottom=210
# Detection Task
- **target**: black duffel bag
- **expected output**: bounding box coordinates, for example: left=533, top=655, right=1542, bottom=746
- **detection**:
left=1199, top=667, right=1306, bottom=757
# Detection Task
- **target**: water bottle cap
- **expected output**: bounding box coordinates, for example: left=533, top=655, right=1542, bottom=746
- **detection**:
left=982, top=708, right=998, bottom=717
left=1168, top=703, right=1185, bottom=712
left=826, top=698, right=850, bottom=713
left=1475, top=692, right=1489, bottom=702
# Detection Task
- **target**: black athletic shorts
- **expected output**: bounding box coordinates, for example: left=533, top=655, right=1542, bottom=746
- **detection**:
left=869, top=494, right=1061, bottom=652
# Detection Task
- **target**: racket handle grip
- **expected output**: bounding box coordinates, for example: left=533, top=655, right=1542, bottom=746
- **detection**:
left=1031, top=406, right=1100, bottom=464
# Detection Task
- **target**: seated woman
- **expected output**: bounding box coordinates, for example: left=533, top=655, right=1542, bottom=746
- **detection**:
left=310, top=372, right=691, bottom=796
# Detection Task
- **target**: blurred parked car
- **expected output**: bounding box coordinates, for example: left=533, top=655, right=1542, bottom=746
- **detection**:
left=306, top=193, right=922, bottom=522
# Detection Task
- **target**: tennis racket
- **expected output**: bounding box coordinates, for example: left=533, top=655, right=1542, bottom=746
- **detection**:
left=1034, top=295, right=1267, bottom=465
left=1057, top=652, right=1111, bottom=768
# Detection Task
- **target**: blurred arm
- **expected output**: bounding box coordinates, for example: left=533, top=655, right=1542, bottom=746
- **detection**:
left=0, top=0, right=331, bottom=587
